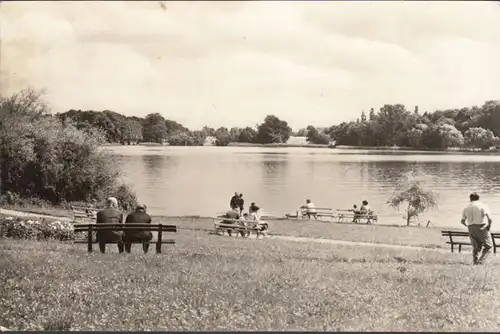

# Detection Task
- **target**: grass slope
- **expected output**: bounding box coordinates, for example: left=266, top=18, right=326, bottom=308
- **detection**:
left=1, top=231, right=499, bottom=331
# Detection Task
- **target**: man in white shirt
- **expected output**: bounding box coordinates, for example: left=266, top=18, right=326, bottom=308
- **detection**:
left=461, top=192, right=493, bottom=265
left=300, top=199, right=317, bottom=220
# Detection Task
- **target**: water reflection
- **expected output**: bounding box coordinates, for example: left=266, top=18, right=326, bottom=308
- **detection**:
left=141, top=155, right=177, bottom=177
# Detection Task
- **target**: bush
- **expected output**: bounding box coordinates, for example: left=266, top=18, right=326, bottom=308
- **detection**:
left=0, top=216, right=75, bottom=241
left=112, top=183, right=138, bottom=211
left=0, top=88, right=138, bottom=206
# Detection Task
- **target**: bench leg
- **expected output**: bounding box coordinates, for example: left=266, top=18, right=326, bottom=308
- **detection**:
left=156, top=228, right=163, bottom=254
left=459, top=244, right=462, bottom=253
left=451, top=244, right=454, bottom=253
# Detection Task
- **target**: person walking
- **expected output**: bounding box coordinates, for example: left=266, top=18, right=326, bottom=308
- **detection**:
left=96, top=197, right=124, bottom=254
left=461, top=192, right=493, bottom=265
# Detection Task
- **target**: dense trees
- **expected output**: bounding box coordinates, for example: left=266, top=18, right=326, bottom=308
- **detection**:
left=1, top=89, right=137, bottom=209
left=255, top=115, right=292, bottom=144
left=328, top=101, right=500, bottom=150
left=306, top=126, right=331, bottom=145
left=56, top=100, right=500, bottom=150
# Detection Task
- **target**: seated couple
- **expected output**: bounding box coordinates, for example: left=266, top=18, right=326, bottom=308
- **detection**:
left=349, top=200, right=374, bottom=223
left=95, top=197, right=154, bottom=254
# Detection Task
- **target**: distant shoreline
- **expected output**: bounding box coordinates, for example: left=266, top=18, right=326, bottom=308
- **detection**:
left=101, top=142, right=498, bottom=153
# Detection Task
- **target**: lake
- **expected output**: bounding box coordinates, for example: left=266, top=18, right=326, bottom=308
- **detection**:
left=107, top=145, right=500, bottom=228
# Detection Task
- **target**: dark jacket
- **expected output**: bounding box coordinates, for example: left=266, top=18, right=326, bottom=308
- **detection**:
left=249, top=204, right=260, bottom=213
left=230, top=195, right=239, bottom=209
left=223, top=210, right=240, bottom=224
left=236, top=196, right=244, bottom=209
left=96, top=208, right=123, bottom=242
left=124, top=210, right=153, bottom=240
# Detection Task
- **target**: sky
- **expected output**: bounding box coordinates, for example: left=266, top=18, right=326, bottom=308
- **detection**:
left=1, top=1, right=500, bottom=130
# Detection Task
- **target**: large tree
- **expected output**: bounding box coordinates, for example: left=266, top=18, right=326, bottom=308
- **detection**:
left=142, top=113, right=168, bottom=144
left=120, top=119, right=143, bottom=145
left=255, top=115, right=292, bottom=144
left=306, top=125, right=330, bottom=145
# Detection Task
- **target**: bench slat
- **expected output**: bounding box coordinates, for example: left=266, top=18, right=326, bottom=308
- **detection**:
left=74, top=239, right=175, bottom=244
left=74, top=226, right=177, bottom=232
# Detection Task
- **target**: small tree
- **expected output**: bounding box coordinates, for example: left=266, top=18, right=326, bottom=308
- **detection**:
left=387, top=172, right=439, bottom=226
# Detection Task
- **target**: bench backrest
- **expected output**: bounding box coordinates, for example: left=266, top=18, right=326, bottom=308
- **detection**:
left=71, top=206, right=98, bottom=221
left=213, top=217, right=262, bottom=224
left=216, top=222, right=261, bottom=229
left=74, top=223, right=177, bottom=233
left=441, top=230, right=500, bottom=238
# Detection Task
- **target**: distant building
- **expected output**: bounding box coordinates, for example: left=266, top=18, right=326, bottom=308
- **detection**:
left=204, top=136, right=216, bottom=146
left=286, top=136, right=308, bottom=145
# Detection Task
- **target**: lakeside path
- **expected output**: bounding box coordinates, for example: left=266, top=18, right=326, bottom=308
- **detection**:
left=0, top=207, right=454, bottom=253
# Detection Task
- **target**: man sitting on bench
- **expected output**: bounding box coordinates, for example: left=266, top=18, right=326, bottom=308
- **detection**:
left=123, top=204, right=153, bottom=253
left=300, top=199, right=317, bottom=220
left=222, top=208, right=240, bottom=236
left=96, top=197, right=124, bottom=254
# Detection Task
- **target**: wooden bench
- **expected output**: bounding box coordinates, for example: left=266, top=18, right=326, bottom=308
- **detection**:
left=334, top=210, right=378, bottom=224
left=73, top=223, right=177, bottom=253
left=441, top=230, right=500, bottom=253
left=285, top=207, right=334, bottom=220
left=71, top=206, right=98, bottom=222
left=212, top=218, right=268, bottom=238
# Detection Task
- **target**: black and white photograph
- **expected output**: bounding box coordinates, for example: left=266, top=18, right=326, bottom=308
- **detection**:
left=1, top=0, right=500, bottom=331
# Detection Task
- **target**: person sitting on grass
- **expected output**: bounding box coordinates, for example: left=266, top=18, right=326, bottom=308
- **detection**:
left=96, top=197, right=124, bottom=254
left=255, top=220, right=269, bottom=238
left=122, top=204, right=153, bottom=254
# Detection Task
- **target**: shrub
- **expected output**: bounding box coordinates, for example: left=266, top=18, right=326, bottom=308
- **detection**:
left=0, top=88, right=138, bottom=206
left=0, top=216, right=75, bottom=241
left=387, top=172, right=439, bottom=226
left=112, top=183, right=138, bottom=211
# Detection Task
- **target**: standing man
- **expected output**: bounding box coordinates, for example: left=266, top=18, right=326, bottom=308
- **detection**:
left=237, top=193, right=245, bottom=214
left=461, top=192, right=493, bottom=265
left=230, top=192, right=239, bottom=211
left=123, top=204, right=153, bottom=254
left=96, top=197, right=124, bottom=254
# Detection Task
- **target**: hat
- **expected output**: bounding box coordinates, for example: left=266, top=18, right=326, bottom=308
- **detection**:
left=106, top=197, right=118, bottom=207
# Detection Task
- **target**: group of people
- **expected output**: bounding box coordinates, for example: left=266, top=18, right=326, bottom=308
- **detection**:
left=94, top=197, right=154, bottom=254
left=220, top=192, right=268, bottom=237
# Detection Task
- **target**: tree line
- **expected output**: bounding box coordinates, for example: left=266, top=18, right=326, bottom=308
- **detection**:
left=57, top=100, right=500, bottom=150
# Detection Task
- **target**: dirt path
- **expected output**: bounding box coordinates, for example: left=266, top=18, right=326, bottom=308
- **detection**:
left=269, top=235, right=450, bottom=253
left=0, top=207, right=451, bottom=253
left=0, top=208, right=73, bottom=221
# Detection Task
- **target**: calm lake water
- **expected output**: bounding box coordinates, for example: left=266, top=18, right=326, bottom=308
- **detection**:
left=107, top=146, right=500, bottom=228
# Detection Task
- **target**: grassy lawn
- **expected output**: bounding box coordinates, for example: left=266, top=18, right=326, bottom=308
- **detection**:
left=1, top=231, right=499, bottom=331
left=0, top=205, right=465, bottom=248
left=154, top=217, right=453, bottom=248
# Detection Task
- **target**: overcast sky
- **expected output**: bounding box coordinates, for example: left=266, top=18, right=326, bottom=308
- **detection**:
left=1, top=1, right=500, bottom=130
